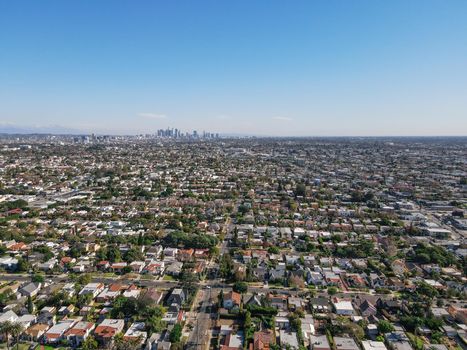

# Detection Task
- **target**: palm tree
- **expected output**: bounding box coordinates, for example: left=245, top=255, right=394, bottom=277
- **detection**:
left=9, top=322, right=24, bottom=350
left=0, top=321, right=23, bottom=350
left=0, top=320, right=13, bottom=350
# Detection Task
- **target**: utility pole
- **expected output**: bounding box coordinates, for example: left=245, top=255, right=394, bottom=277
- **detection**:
left=196, top=317, right=199, bottom=350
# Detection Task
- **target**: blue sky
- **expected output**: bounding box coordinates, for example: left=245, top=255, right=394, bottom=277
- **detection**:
left=1, top=1, right=466, bottom=136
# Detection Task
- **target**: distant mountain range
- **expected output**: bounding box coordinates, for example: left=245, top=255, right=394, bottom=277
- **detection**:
left=0, top=124, right=85, bottom=135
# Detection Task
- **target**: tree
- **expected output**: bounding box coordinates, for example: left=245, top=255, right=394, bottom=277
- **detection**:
left=10, top=323, right=23, bottom=350
left=137, top=232, right=144, bottom=246
left=27, top=295, right=34, bottom=314
left=107, top=245, right=121, bottom=263
left=82, top=336, right=98, bottom=350
left=377, top=320, right=395, bottom=334
left=111, top=296, right=139, bottom=319
left=147, top=315, right=167, bottom=334
left=77, top=293, right=93, bottom=308
left=31, top=273, right=45, bottom=283
left=400, top=316, right=424, bottom=332
left=233, top=281, right=248, bottom=294
left=295, top=183, right=306, bottom=197
left=123, top=248, right=143, bottom=263
left=0, top=289, right=14, bottom=308
left=218, top=290, right=224, bottom=307
left=169, top=323, right=182, bottom=343
left=268, top=246, right=280, bottom=254
left=219, top=253, right=234, bottom=280
left=114, top=333, right=142, bottom=350
left=244, top=310, right=255, bottom=341
left=16, top=258, right=29, bottom=272
left=0, top=321, right=14, bottom=350
left=78, top=274, right=92, bottom=285
left=288, top=275, right=305, bottom=289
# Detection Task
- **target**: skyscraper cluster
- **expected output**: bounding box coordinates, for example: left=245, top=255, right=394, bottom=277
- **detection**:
left=156, top=128, right=219, bottom=139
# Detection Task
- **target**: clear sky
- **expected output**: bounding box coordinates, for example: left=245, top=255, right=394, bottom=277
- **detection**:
left=1, top=1, right=467, bottom=136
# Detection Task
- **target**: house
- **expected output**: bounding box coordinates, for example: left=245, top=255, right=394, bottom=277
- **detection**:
left=79, top=282, right=105, bottom=298
left=377, top=299, right=402, bottom=314
left=165, top=261, right=183, bottom=276
left=310, top=335, right=331, bottom=350
left=358, top=300, right=378, bottom=317
left=62, top=283, right=76, bottom=297
left=244, top=294, right=262, bottom=307
left=94, top=319, right=125, bottom=345
left=309, top=298, right=331, bottom=313
left=279, top=330, right=299, bottom=349
left=38, top=259, right=57, bottom=271
left=141, top=288, right=164, bottom=305
left=167, top=288, right=186, bottom=307
left=144, top=261, right=165, bottom=275
left=0, top=310, right=18, bottom=323
left=223, top=291, right=241, bottom=310
left=162, top=304, right=185, bottom=325
left=220, top=330, right=244, bottom=350
left=0, top=282, right=21, bottom=296
left=124, top=322, right=147, bottom=344
left=252, top=267, right=268, bottom=281
left=368, top=274, right=387, bottom=289
left=447, top=305, right=467, bottom=324
left=110, top=262, right=128, bottom=273
left=334, top=337, right=360, bottom=350
left=440, top=325, right=457, bottom=338
left=146, top=332, right=171, bottom=350
left=288, top=297, right=305, bottom=311
left=384, top=331, right=413, bottom=350
left=58, top=304, right=75, bottom=316
left=96, top=288, right=121, bottom=303
left=146, top=245, right=163, bottom=258
left=123, top=284, right=141, bottom=299
left=361, top=341, right=388, bottom=350
left=17, top=314, right=36, bottom=329
left=164, top=247, right=178, bottom=257
left=43, top=319, right=76, bottom=344
left=307, top=271, right=325, bottom=286
left=253, top=329, right=275, bottom=350
left=275, top=313, right=290, bottom=329
left=333, top=299, right=354, bottom=315
left=268, top=294, right=288, bottom=310
left=37, top=307, right=56, bottom=326
left=391, top=260, right=407, bottom=277
left=0, top=256, right=18, bottom=270
left=129, top=261, right=145, bottom=273
left=19, top=282, right=41, bottom=298
left=269, top=264, right=286, bottom=281
left=178, top=248, right=194, bottom=261
left=301, top=315, right=315, bottom=343
left=64, top=321, right=95, bottom=347
left=96, top=260, right=110, bottom=271
left=23, top=323, right=50, bottom=342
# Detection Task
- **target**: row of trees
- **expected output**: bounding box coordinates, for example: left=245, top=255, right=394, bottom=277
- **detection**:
left=162, top=230, right=218, bottom=249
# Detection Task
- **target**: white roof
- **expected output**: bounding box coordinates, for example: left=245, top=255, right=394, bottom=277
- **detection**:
left=333, top=300, right=354, bottom=311
left=362, top=341, right=388, bottom=350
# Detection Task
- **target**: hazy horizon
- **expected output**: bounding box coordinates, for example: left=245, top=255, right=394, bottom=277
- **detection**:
left=1, top=1, right=467, bottom=136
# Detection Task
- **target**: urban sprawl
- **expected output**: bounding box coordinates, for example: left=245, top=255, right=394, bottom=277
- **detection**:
left=0, top=135, right=466, bottom=350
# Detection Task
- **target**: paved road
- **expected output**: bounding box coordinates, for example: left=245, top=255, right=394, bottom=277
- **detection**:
left=185, top=285, right=219, bottom=350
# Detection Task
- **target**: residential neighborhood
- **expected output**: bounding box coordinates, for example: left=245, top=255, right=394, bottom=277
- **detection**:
left=0, top=135, right=465, bottom=350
